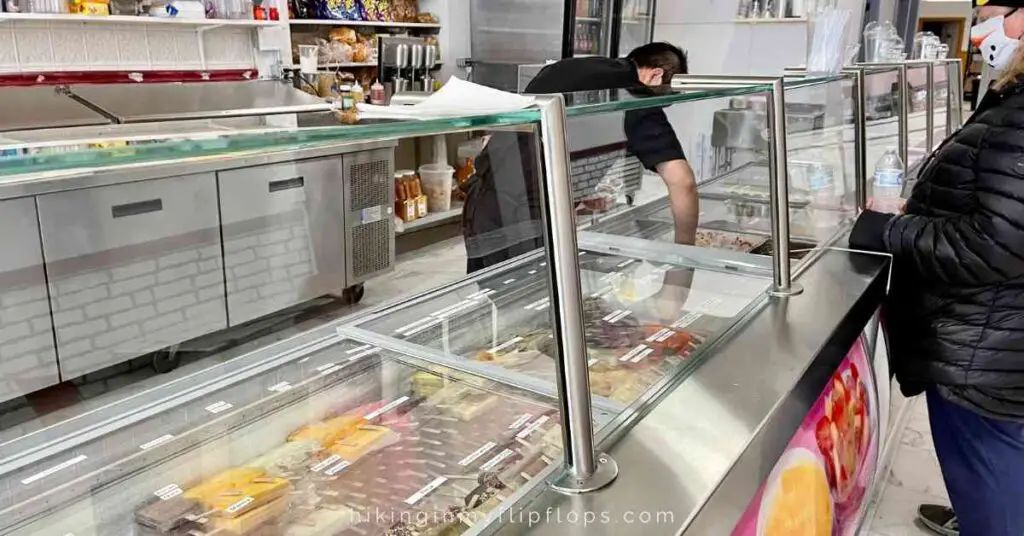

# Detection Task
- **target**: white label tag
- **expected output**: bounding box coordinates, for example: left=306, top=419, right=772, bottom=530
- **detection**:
left=364, top=396, right=410, bottom=420
left=311, top=454, right=343, bottom=473
left=346, top=344, right=372, bottom=354
left=360, top=206, right=383, bottom=224
left=509, top=413, right=533, bottom=430
left=503, top=278, right=517, bottom=285
left=672, top=312, right=701, bottom=329
left=516, top=415, right=550, bottom=439
left=458, top=442, right=497, bottom=467
left=324, top=460, right=351, bottom=476
left=21, top=455, right=87, bottom=485
left=618, top=344, right=648, bottom=362
left=480, top=449, right=515, bottom=471
left=524, top=297, right=550, bottom=311
left=607, top=310, right=632, bottom=323
left=205, top=401, right=233, bottom=414
left=225, top=496, right=254, bottom=514
left=616, top=258, right=636, bottom=268
left=630, top=347, right=655, bottom=363
left=140, top=434, right=175, bottom=450
left=268, top=381, right=292, bottom=393
left=154, top=484, right=184, bottom=500
left=319, top=364, right=342, bottom=375
left=404, top=476, right=448, bottom=505
left=602, top=309, right=624, bottom=322
left=347, top=347, right=379, bottom=361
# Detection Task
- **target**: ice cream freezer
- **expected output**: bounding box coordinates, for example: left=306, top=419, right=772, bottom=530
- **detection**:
left=0, top=80, right=397, bottom=401
left=0, top=229, right=889, bottom=536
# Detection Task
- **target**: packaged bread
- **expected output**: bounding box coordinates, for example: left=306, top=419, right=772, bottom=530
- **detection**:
left=412, top=370, right=447, bottom=398
left=184, top=467, right=267, bottom=505
left=328, top=424, right=399, bottom=461
left=135, top=496, right=202, bottom=533
left=287, top=415, right=363, bottom=448
left=390, top=0, right=416, bottom=21
left=328, top=27, right=357, bottom=44
left=210, top=496, right=289, bottom=534
left=203, top=477, right=291, bottom=518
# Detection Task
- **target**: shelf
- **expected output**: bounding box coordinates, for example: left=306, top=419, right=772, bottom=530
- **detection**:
left=284, top=61, right=443, bottom=70
left=0, top=12, right=278, bottom=26
left=397, top=201, right=463, bottom=234
left=289, top=19, right=441, bottom=28
left=733, top=16, right=808, bottom=23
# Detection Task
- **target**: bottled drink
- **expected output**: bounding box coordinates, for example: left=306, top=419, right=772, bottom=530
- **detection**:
left=872, top=149, right=904, bottom=214
left=808, top=163, right=841, bottom=240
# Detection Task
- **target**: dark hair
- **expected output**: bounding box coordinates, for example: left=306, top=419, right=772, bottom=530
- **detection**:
left=627, top=42, right=689, bottom=80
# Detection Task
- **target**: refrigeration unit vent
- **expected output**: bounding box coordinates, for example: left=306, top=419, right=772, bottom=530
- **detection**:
left=352, top=219, right=391, bottom=278
left=349, top=159, right=391, bottom=210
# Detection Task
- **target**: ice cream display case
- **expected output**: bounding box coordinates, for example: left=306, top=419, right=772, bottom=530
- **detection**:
left=0, top=80, right=889, bottom=536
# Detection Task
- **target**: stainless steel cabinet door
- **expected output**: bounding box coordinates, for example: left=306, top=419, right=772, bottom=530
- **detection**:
left=0, top=198, right=59, bottom=403
left=38, top=173, right=227, bottom=379
left=218, top=157, right=347, bottom=326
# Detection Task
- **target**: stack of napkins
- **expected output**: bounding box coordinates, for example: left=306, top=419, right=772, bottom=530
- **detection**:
left=357, top=76, right=536, bottom=120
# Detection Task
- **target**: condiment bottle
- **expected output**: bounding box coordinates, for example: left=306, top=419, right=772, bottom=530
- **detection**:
left=351, top=83, right=365, bottom=105
left=370, top=80, right=386, bottom=105
left=339, top=84, right=354, bottom=110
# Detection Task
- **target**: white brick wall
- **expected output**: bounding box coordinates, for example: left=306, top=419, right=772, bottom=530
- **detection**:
left=50, top=242, right=227, bottom=379
left=0, top=21, right=256, bottom=73
left=224, top=216, right=318, bottom=326
left=0, top=280, right=58, bottom=403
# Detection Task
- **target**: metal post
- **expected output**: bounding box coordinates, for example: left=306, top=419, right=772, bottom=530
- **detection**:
left=925, top=62, right=935, bottom=151
left=897, top=64, right=909, bottom=170
left=852, top=69, right=868, bottom=211
left=766, top=78, right=803, bottom=296
left=533, top=94, right=618, bottom=494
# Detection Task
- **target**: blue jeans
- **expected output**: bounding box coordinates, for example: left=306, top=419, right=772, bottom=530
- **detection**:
left=928, top=390, right=1024, bottom=536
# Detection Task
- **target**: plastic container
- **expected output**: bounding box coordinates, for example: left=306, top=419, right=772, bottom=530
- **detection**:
left=871, top=148, right=904, bottom=214
left=418, top=163, right=454, bottom=212
left=298, top=45, right=318, bottom=75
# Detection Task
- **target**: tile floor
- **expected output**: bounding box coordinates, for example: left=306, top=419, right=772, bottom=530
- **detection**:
left=864, top=395, right=952, bottom=536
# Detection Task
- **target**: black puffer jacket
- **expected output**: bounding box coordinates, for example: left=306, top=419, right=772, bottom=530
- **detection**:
left=850, top=78, right=1024, bottom=420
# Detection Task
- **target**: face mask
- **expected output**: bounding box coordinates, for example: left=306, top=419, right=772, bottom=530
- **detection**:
left=972, top=14, right=1020, bottom=70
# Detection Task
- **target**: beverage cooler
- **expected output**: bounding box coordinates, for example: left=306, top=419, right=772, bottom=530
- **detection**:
left=469, top=0, right=657, bottom=92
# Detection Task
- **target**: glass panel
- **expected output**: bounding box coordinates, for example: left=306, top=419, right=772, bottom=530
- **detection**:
left=0, top=111, right=541, bottom=178
left=934, top=62, right=950, bottom=146
left=2, top=339, right=564, bottom=536
left=618, top=0, right=655, bottom=56
left=355, top=245, right=772, bottom=415
left=863, top=68, right=903, bottom=183
left=574, top=0, right=613, bottom=57
left=783, top=77, right=858, bottom=249
left=946, top=61, right=964, bottom=129
left=906, top=64, right=931, bottom=168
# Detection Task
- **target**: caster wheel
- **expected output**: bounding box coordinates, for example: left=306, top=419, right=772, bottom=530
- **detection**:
left=626, top=194, right=635, bottom=206
left=341, top=284, right=365, bottom=305
left=152, top=347, right=182, bottom=374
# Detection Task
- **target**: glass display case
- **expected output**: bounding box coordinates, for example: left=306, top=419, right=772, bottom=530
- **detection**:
left=0, top=74, right=896, bottom=536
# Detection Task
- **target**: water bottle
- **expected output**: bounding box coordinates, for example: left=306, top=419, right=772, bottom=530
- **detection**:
left=808, top=163, right=841, bottom=239
left=872, top=149, right=904, bottom=214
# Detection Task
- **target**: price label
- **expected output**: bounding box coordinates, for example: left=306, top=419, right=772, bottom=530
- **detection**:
left=516, top=415, right=550, bottom=439
left=154, top=484, right=184, bottom=500
left=672, top=312, right=701, bottom=329
left=268, top=381, right=292, bottom=393
left=630, top=347, right=655, bottom=363
left=488, top=337, right=523, bottom=354
left=509, top=413, right=533, bottom=430
left=480, top=449, right=515, bottom=471
left=346, top=345, right=372, bottom=355
left=364, top=396, right=410, bottom=420
left=618, top=344, right=648, bottom=362
left=20, top=455, right=87, bottom=485
left=311, top=454, right=343, bottom=473
left=503, top=278, right=517, bottom=285
left=458, top=442, right=497, bottom=467
left=324, top=460, right=351, bottom=476
left=225, top=496, right=254, bottom=514
left=140, top=434, right=175, bottom=450
left=404, top=476, right=447, bottom=505
left=205, top=401, right=233, bottom=414
left=317, top=363, right=342, bottom=375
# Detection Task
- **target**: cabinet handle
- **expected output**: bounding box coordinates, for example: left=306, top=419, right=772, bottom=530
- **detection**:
left=111, top=199, right=163, bottom=219
left=269, top=176, right=305, bottom=193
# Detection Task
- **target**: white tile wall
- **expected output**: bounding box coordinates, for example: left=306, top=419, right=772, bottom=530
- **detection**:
left=0, top=20, right=256, bottom=73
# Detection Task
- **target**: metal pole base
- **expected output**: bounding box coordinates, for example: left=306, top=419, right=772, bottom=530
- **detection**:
left=769, top=282, right=804, bottom=297
left=550, top=454, right=619, bottom=495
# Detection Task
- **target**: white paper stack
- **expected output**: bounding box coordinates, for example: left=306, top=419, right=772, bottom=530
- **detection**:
left=357, top=76, right=537, bottom=120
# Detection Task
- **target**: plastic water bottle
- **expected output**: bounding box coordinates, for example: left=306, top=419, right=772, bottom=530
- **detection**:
left=872, top=149, right=904, bottom=214
left=809, top=163, right=841, bottom=239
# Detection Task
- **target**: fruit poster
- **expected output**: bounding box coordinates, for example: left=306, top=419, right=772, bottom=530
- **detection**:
left=731, top=336, right=879, bottom=536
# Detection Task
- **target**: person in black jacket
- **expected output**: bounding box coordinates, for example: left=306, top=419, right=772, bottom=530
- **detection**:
left=462, top=43, right=694, bottom=273
left=850, top=3, right=1024, bottom=534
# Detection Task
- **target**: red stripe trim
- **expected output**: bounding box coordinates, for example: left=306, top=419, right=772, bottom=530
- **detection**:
left=0, top=69, right=257, bottom=86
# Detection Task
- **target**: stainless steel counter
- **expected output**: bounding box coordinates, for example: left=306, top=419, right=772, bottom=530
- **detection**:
left=0, top=87, right=110, bottom=132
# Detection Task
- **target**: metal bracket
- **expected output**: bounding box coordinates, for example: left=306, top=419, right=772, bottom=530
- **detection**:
left=550, top=453, right=619, bottom=495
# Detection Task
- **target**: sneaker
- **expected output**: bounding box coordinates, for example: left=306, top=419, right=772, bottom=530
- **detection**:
left=918, top=504, right=959, bottom=536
